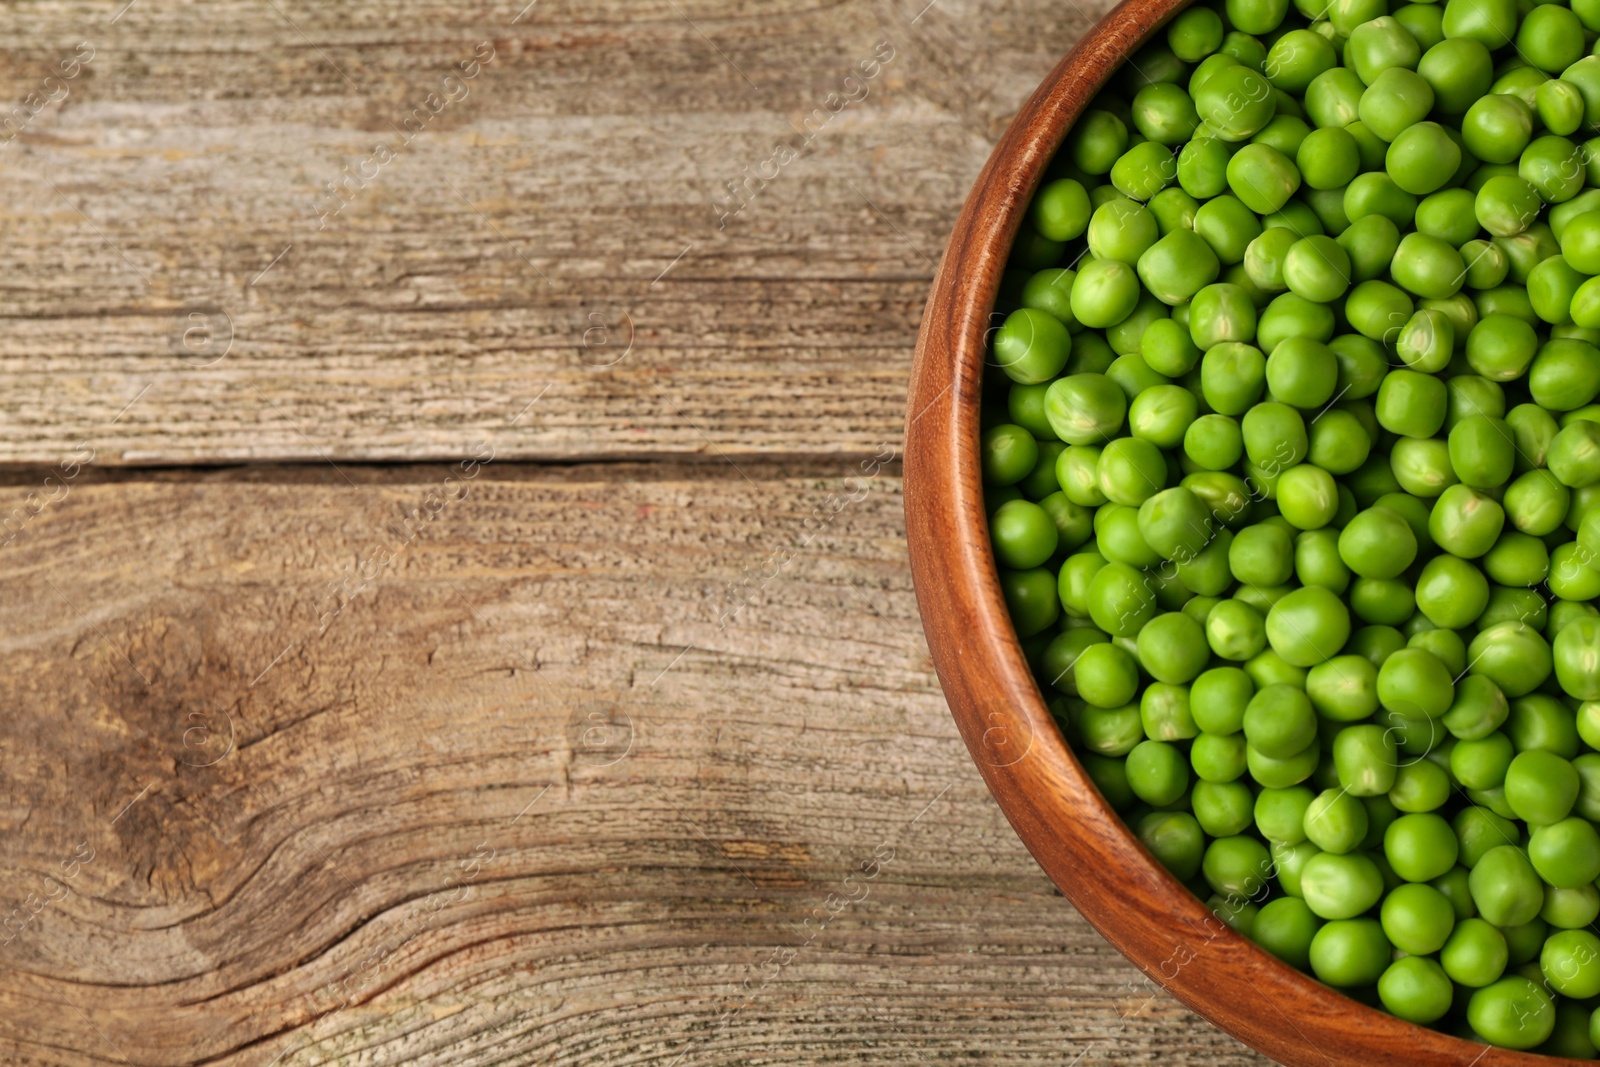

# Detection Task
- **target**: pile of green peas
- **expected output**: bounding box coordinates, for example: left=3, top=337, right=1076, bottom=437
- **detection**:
left=982, top=0, right=1600, bottom=1052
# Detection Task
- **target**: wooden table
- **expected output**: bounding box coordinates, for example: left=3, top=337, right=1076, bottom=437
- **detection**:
left=0, top=2, right=1267, bottom=1063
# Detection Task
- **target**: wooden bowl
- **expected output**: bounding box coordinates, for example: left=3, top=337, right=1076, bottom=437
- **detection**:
left=902, top=3, right=1580, bottom=1064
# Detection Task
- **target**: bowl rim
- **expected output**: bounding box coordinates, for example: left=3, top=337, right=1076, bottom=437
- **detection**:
left=901, top=3, right=1577, bottom=1063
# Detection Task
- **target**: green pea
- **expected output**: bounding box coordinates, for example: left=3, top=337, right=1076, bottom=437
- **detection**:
left=1195, top=64, right=1278, bottom=141
left=990, top=498, right=1061, bottom=570
left=1189, top=780, right=1252, bottom=837
left=1275, top=464, right=1339, bottom=529
left=1243, top=225, right=1298, bottom=293
left=1293, top=130, right=1356, bottom=197
left=1474, top=173, right=1541, bottom=237
left=1136, top=228, right=1220, bottom=305
left=1069, top=258, right=1140, bottom=328
left=1445, top=414, right=1515, bottom=490
left=1337, top=505, right=1414, bottom=579
left=1345, top=280, right=1414, bottom=344
left=1125, top=384, right=1195, bottom=449
left=1224, top=143, right=1300, bottom=217
left=1167, top=6, right=1225, bottom=62
left=1265, top=585, right=1350, bottom=666
left=1065, top=331, right=1117, bottom=375
left=1357, top=67, right=1435, bottom=141
left=1508, top=404, right=1561, bottom=471
left=1393, top=3, right=1445, bottom=52
left=1086, top=199, right=1157, bottom=265
left=1554, top=616, right=1600, bottom=702
left=1010, top=226, right=1065, bottom=270
left=1192, top=732, right=1250, bottom=784
left=1375, top=369, right=1447, bottom=440
left=1442, top=0, right=1518, bottom=48
left=1001, top=567, right=1059, bottom=637
left=1056, top=445, right=1108, bottom=508
left=1466, top=976, right=1555, bottom=1050
left=1527, top=818, right=1600, bottom=892
left=1543, top=882, right=1600, bottom=929
left=1086, top=561, right=1155, bottom=639
left=1110, top=140, right=1179, bottom=202
left=1302, top=410, right=1368, bottom=477
left=1132, top=83, right=1201, bottom=147
left=1186, top=470, right=1254, bottom=526
left=1409, top=628, right=1466, bottom=678
left=1456, top=804, right=1522, bottom=866
left=1177, top=135, right=1233, bottom=198
left=1530, top=341, right=1600, bottom=415
left=1304, top=654, right=1379, bottom=722
left=1561, top=210, right=1600, bottom=275
left=1428, top=483, right=1505, bottom=558
left=1265, top=336, right=1337, bottom=409
left=1537, top=76, right=1586, bottom=136
left=1136, top=810, right=1205, bottom=881
left=1253, top=896, right=1322, bottom=969
left=1191, top=666, right=1254, bottom=735
left=981, top=423, right=1039, bottom=486
left=1550, top=419, right=1600, bottom=488
left=1096, top=436, right=1166, bottom=505
left=1188, top=197, right=1257, bottom=269
left=1343, top=172, right=1418, bottom=231
left=1257, top=292, right=1336, bottom=354
left=1177, top=529, right=1235, bottom=596
left=1468, top=620, right=1554, bottom=698
left=1068, top=110, right=1129, bottom=173
left=1391, top=310, right=1450, bottom=375
left=1045, top=373, right=1127, bottom=445
left=1459, top=238, right=1510, bottom=289
left=1381, top=882, right=1456, bottom=956
left=1184, top=414, right=1243, bottom=472
left=1443, top=917, right=1509, bottom=987
left=1482, top=530, right=1549, bottom=587
left=1418, top=37, right=1494, bottom=115
left=1305, top=786, right=1370, bottom=854
left=1309, top=915, right=1391, bottom=988
left=1238, top=684, right=1317, bottom=763
left=1208, top=598, right=1268, bottom=660
left=1344, top=16, right=1419, bottom=84
left=1030, top=179, right=1092, bottom=243
left=1385, top=121, right=1460, bottom=196
left=993, top=308, right=1073, bottom=386
left=1299, top=851, right=1382, bottom=924
left=1226, top=0, right=1288, bottom=35
left=1134, top=610, right=1208, bottom=685
left=1390, top=758, right=1452, bottom=813
left=1520, top=134, right=1585, bottom=204
left=1254, top=787, right=1313, bottom=846
left=1202, top=834, right=1273, bottom=899
left=1073, top=639, right=1141, bottom=706
left=1135, top=319, right=1195, bottom=380
left=1304, top=66, right=1366, bottom=127
left=1413, top=188, right=1479, bottom=248
left=1525, top=258, right=1583, bottom=329
left=1519, top=3, right=1585, bottom=74
left=1188, top=286, right=1258, bottom=353
left=1390, top=444, right=1457, bottom=505
left=1411, top=556, right=1486, bottom=631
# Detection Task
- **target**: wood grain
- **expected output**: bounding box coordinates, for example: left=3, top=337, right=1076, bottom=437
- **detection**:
left=0, top=462, right=1261, bottom=1065
left=0, top=0, right=1281, bottom=1063
left=0, top=0, right=1107, bottom=467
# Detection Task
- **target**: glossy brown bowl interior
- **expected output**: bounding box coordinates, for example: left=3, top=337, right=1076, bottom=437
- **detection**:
left=901, top=3, right=1582, bottom=1064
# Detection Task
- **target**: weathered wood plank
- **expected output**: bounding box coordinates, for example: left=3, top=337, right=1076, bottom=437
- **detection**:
left=0, top=0, right=1106, bottom=467
left=0, top=463, right=1263, bottom=1065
